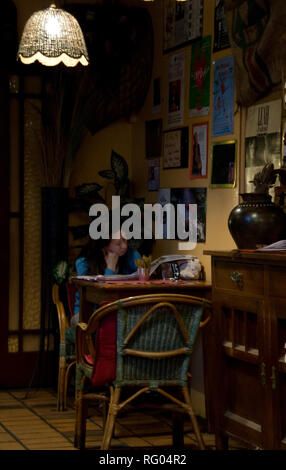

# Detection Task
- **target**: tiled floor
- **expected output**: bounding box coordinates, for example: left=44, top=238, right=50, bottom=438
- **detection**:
left=0, top=388, right=246, bottom=451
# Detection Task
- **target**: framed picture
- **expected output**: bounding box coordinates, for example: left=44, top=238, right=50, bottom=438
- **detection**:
left=213, top=0, right=230, bottom=52
left=145, top=119, right=162, bottom=158
left=163, top=0, right=203, bottom=54
left=163, top=127, right=189, bottom=169
left=282, top=71, right=286, bottom=111
left=212, top=55, right=234, bottom=137
left=167, top=51, right=185, bottom=129
left=210, top=140, right=236, bottom=188
left=158, top=187, right=207, bottom=242
left=245, top=99, right=282, bottom=193
left=148, top=158, right=160, bottom=191
left=190, top=122, right=208, bottom=179
left=189, top=36, right=211, bottom=118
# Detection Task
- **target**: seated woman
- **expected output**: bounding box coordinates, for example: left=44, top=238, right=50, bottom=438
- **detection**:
left=65, top=231, right=141, bottom=350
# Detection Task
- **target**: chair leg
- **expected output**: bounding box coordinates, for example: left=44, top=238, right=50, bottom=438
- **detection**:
left=182, top=386, right=205, bottom=450
left=74, top=371, right=88, bottom=450
left=74, top=391, right=88, bottom=450
left=57, top=357, right=66, bottom=411
left=101, top=387, right=121, bottom=450
left=64, top=361, right=76, bottom=410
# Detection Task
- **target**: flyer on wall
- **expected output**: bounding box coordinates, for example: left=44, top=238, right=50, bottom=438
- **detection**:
left=166, top=51, right=185, bottom=129
left=213, top=0, right=230, bottom=52
left=245, top=99, right=282, bottom=194
left=163, top=0, right=203, bottom=53
left=212, top=55, right=234, bottom=137
left=189, top=35, right=211, bottom=117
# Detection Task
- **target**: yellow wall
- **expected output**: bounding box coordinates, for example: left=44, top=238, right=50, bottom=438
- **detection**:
left=69, top=0, right=240, bottom=282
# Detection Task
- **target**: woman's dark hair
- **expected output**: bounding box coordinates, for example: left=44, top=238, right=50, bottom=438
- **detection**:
left=79, top=238, right=110, bottom=274
left=79, top=210, right=135, bottom=274
left=79, top=236, right=128, bottom=275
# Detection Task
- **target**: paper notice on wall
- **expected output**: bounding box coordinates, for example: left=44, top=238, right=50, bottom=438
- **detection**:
left=167, top=51, right=185, bottom=129
left=245, top=99, right=282, bottom=194
left=163, top=130, right=181, bottom=168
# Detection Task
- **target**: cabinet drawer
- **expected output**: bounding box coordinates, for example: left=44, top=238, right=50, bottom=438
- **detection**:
left=213, top=260, right=264, bottom=295
left=268, top=267, right=286, bottom=298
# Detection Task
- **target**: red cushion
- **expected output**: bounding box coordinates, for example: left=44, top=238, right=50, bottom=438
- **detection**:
left=90, top=304, right=117, bottom=387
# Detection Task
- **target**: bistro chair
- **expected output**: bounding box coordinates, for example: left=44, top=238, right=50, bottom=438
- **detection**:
left=74, top=293, right=211, bottom=450
left=52, top=282, right=77, bottom=411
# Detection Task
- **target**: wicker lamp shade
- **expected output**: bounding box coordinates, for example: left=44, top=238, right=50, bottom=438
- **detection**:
left=17, top=4, right=89, bottom=67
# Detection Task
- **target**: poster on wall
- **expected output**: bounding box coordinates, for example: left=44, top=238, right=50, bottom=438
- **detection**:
left=148, top=158, right=160, bottom=191
left=212, top=55, right=234, bottom=137
left=210, top=140, right=236, bottom=188
left=158, top=187, right=207, bottom=242
left=163, top=0, right=203, bottom=54
left=213, top=0, right=230, bottom=52
left=167, top=51, right=185, bottom=129
left=190, top=122, right=208, bottom=179
left=189, top=35, right=211, bottom=117
left=245, top=99, right=282, bottom=194
left=163, top=127, right=189, bottom=169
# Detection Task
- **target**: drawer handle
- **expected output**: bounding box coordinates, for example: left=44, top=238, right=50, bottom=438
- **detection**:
left=230, top=271, right=243, bottom=287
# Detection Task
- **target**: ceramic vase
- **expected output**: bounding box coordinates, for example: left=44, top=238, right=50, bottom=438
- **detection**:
left=228, top=192, right=286, bottom=249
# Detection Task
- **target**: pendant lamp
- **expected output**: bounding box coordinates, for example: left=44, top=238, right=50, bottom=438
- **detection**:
left=17, top=4, right=89, bottom=67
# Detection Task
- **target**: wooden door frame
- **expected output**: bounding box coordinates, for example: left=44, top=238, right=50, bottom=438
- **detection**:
left=0, top=70, right=10, bottom=375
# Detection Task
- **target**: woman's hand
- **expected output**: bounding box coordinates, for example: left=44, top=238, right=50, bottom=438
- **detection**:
left=104, top=249, right=119, bottom=272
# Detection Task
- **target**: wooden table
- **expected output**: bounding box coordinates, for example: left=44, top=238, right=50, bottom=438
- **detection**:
left=72, top=278, right=212, bottom=322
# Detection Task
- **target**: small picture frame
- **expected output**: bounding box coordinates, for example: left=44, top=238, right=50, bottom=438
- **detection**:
left=145, top=119, right=163, bottom=158
left=210, top=140, right=236, bottom=188
left=163, top=0, right=203, bottom=54
left=190, top=122, right=208, bottom=179
left=163, top=127, right=189, bottom=169
left=282, top=70, right=286, bottom=111
left=282, top=119, right=286, bottom=164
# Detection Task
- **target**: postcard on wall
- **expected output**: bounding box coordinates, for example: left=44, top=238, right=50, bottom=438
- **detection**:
left=190, top=122, right=208, bottom=179
left=210, top=140, right=236, bottom=188
left=158, top=187, right=207, bottom=243
left=167, top=51, right=185, bottom=129
left=245, top=99, right=282, bottom=193
left=163, top=0, right=203, bottom=54
left=189, top=35, right=211, bottom=117
left=145, top=119, right=162, bottom=158
left=152, top=77, right=161, bottom=114
left=163, top=127, right=188, bottom=169
left=148, top=158, right=160, bottom=191
left=213, top=0, right=230, bottom=52
left=212, top=55, right=234, bottom=137
left=282, top=120, right=286, bottom=161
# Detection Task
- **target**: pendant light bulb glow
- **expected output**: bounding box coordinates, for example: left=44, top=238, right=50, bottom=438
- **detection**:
left=17, top=4, right=89, bottom=67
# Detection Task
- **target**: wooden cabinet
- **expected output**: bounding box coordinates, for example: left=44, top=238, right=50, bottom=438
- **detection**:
left=204, top=250, right=286, bottom=450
